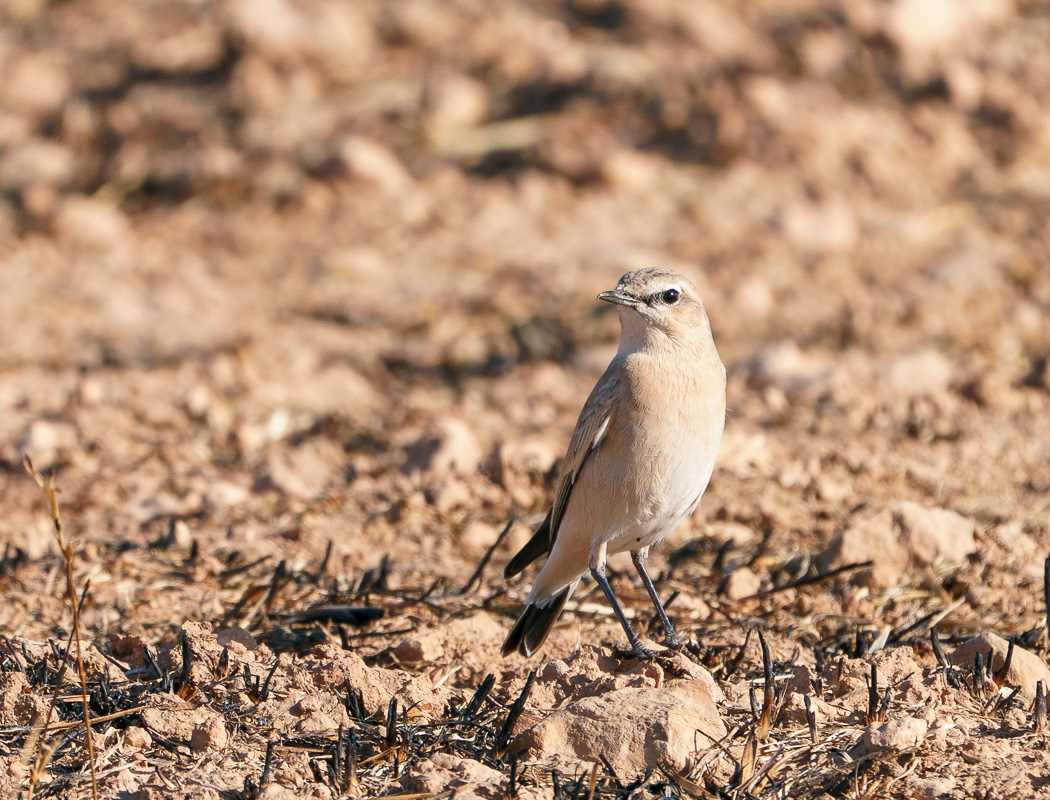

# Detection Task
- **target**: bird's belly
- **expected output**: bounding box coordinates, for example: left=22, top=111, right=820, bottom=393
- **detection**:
left=603, top=426, right=722, bottom=554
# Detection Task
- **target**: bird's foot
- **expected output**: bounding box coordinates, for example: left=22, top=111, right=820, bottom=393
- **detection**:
left=662, top=632, right=685, bottom=651
left=613, top=642, right=704, bottom=677
left=632, top=642, right=662, bottom=661
left=612, top=641, right=661, bottom=661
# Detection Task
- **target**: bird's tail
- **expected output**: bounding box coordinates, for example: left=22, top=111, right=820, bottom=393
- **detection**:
left=503, top=510, right=551, bottom=579
left=501, top=585, right=573, bottom=657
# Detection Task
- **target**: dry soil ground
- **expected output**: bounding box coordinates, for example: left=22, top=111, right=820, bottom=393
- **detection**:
left=2, top=0, right=1050, bottom=798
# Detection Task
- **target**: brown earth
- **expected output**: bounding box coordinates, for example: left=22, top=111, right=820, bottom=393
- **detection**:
left=2, top=0, right=1050, bottom=798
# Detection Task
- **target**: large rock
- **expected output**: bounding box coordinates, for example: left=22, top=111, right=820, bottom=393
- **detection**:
left=819, top=501, right=976, bottom=588
left=511, top=680, right=725, bottom=778
left=950, top=632, right=1050, bottom=702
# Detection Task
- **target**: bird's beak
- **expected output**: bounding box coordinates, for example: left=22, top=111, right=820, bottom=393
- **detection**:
left=597, top=289, right=638, bottom=307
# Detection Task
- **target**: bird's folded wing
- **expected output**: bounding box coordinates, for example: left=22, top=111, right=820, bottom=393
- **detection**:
left=546, top=362, right=620, bottom=549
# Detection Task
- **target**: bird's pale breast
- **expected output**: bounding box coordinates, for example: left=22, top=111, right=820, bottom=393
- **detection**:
left=597, top=346, right=725, bottom=553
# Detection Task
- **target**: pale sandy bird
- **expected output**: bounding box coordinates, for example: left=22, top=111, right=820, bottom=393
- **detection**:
left=502, top=267, right=726, bottom=659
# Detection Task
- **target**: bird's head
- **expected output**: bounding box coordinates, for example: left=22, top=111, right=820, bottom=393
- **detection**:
left=598, top=268, right=712, bottom=353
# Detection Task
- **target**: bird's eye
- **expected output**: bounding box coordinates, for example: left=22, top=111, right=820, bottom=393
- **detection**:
left=661, top=288, right=680, bottom=304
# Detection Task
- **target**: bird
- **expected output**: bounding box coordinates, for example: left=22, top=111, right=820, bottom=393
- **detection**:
left=501, top=267, right=726, bottom=659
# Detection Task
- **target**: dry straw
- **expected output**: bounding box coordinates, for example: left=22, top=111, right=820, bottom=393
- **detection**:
left=22, top=455, right=99, bottom=800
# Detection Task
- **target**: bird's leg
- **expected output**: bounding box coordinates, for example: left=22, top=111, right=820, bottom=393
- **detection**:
left=589, top=544, right=657, bottom=660
left=631, top=550, right=683, bottom=650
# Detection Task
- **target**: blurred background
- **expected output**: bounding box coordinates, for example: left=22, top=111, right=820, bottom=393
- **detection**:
left=5, top=5, right=1050, bottom=794
left=1, top=0, right=1049, bottom=637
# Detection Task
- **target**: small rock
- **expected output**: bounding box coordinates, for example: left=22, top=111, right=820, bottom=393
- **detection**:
left=260, top=439, right=344, bottom=500
left=53, top=196, right=132, bottom=251
left=787, top=665, right=818, bottom=695
left=950, top=632, right=1050, bottom=702
left=601, top=148, right=663, bottom=192
left=393, top=636, right=445, bottom=664
left=300, top=643, right=450, bottom=717
left=669, top=593, right=711, bottom=620
left=431, top=478, right=472, bottom=514
left=3, top=53, right=70, bottom=115
left=206, top=481, right=250, bottom=507
left=217, top=627, right=259, bottom=651
left=858, top=715, right=928, bottom=753
left=102, top=767, right=145, bottom=796
left=816, top=475, right=852, bottom=503
left=709, top=521, right=758, bottom=545
left=511, top=680, right=726, bottom=778
left=141, top=706, right=211, bottom=745
left=339, top=136, right=412, bottom=195
left=258, top=784, right=298, bottom=800
left=169, top=520, right=193, bottom=549
left=499, top=438, right=559, bottom=476
left=743, top=341, right=833, bottom=394
left=722, top=567, right=761, bottom=600
left=166, top=621, right=246, bottom=688
left=716, top=429, right=776, bottom=478
left=405, top=418, right=483, bottom=475
left=907, top=777, right=957, bottom=799
left=426, top=73, right=488, bottom=133
left=287, top=693, right=350, bottom=735
left=0, top=138, right=76, bottom=191
left=886, top=0, right=1012, bottom=59
left=780, top=692, right=839, bottom=726
left=819, top=501, right=976, bottom=588
left=1001, top=707, right=1028, bottom=731
left=733, top=276, right=773, bottom=319
left=459, top=520, right=500, bottom=551
left=19, top=419, right=79, bottom=471
left=0, top=672, right=47, bottom=726
left=405, top=753, right=504, bottom=794
left=882, top=350, right=954, bottom=398
left=227, top=0, right=307, bottom=57
left=122, top=726, right=152, bottom=751
left=782, top=198, right=857, bottom=252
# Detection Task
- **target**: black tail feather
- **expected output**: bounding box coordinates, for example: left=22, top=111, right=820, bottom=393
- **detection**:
left=503, top=510, right=551, bottom=579
left=501, top=586, right=571, bottom=657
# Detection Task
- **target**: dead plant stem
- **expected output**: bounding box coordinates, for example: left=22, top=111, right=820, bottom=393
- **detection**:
left=24, top=456, right=99, bottom=800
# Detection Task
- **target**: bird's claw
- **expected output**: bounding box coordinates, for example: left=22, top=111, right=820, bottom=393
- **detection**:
left=662, top=633, right=685, bottom=651
left=632, top=643, right=662, bottom=661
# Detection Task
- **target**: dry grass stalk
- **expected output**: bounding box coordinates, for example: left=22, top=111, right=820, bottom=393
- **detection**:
left=16, top=579, right=88, bottom=788
left=1035, top=681, right=1048, bottom=734
left=23, top=455, right=99, bottom=800
left=583, top=760, right=599, bottom=800
left=1041, top=554, right=1050, bottom=651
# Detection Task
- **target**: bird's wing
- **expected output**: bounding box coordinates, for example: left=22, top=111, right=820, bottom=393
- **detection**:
left=546, top=360, right=620, bottom=549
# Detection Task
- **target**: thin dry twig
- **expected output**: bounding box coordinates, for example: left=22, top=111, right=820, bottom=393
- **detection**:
left=1044, top=555, right=1050, bottom=644
left=460, top=519, right=515, bottom=595
left=756, top=630, right=776, bottom=742
left=740, top=560, right=875, bottom=600
left=24, top=455, right=99, bottom=800
left=1035, top=681, right=1047, bottom=734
